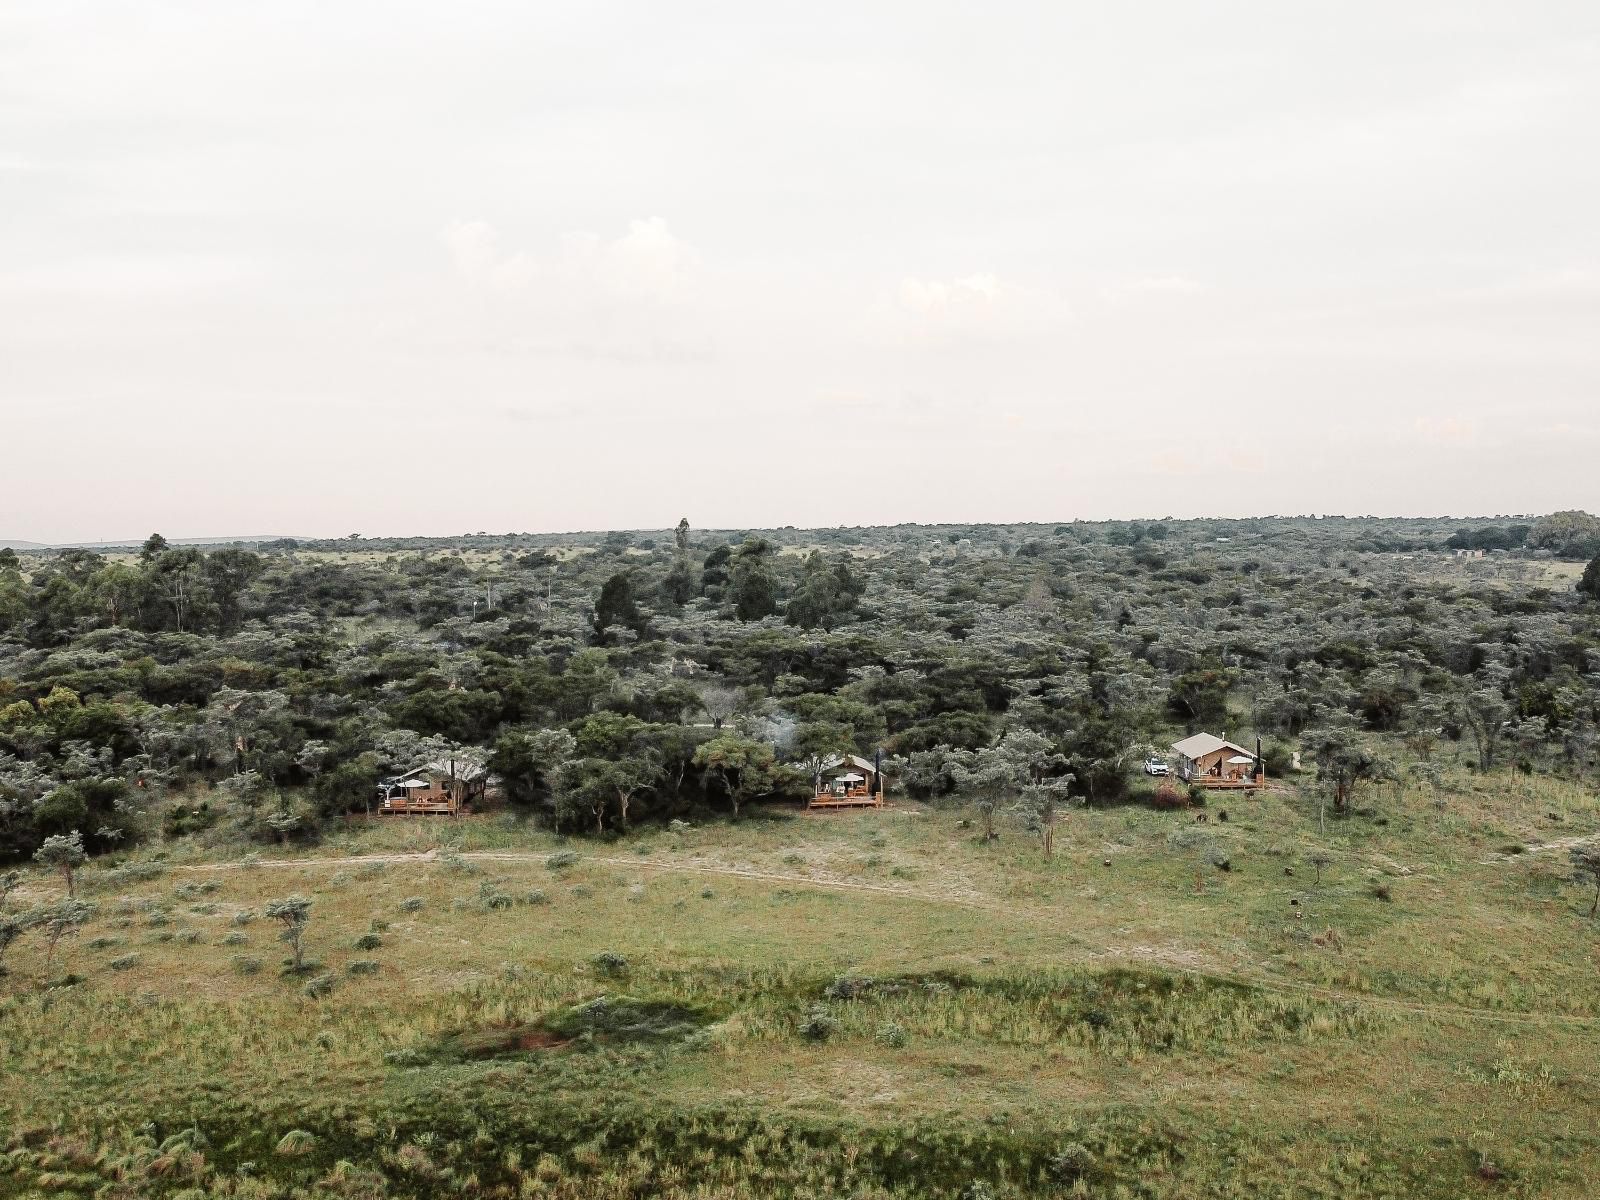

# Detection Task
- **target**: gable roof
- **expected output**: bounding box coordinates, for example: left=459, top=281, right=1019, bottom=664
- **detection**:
left=819, top=754, right=878, bottom=775
left=1170, top=733, right=1255, bottom=760
left=392, top=758, right=487, bottom=783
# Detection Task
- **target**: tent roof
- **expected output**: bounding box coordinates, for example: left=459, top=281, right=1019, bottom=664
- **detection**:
left=820, top=754, right=877, bottom=775
left=1170, top=733, right=1254, bottom=760
left=393, top=758, right=488, bottom=783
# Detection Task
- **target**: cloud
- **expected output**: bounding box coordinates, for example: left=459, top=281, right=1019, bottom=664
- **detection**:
left=865, top=272, right=1070, bottom=345
left=430, top=217, right=709, bottom=363
left=1104, top=275, right=1206, bottom=307
left=1413, top=416, right=1479, bottom=445
left=442, top=217, right=698, bottom=303
left=439, top=220, right=536, bottom=290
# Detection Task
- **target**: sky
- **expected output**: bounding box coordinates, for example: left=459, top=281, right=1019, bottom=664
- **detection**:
left=2, top=0, right=1598, bottom=543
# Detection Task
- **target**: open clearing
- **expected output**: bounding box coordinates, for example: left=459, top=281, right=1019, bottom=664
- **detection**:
left=4, top=772, right=1599, bottom=1198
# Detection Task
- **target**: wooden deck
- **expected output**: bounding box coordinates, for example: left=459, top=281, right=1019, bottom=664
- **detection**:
left=378, top=797, right=459, bottom=816
left=808, top=788, right=882, bottom=810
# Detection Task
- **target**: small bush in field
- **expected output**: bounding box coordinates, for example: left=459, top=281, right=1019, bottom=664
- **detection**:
left=369, top=917, right=390, bottom=933
left=799, top=1005, right=840, bottom=1043
left=525, top=889, right=550, bottom=906
left=399, top=897, right=424, bottom=913
left=1049, top=1143, right=1096, bottom=1182
left=354, top=933, right=382, bottom=951
left=232, top=909, right=256, bottom=926
left=231, top=955, right=262, bottom=976
left=592, top=951, right=629, bottom=979
left=545, top=851, right=580, bottom=871
left=347, top=959, right=380, bottom=976
left=223, top=931, right=248, bottom=946
left=109, top=954, right=140, bottom=971
left=875, top=1021, right=908, bottom=1048
left=478, top=883, right=514, bottom=910
left=1152, top=780, right=1189, bottom=810
left=304, top=973, right=335, bottom=999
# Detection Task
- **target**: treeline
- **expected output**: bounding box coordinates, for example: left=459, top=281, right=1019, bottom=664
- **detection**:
left=2, top=515, right=1599, bottom=863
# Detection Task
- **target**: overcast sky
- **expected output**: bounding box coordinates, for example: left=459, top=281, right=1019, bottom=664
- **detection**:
left=3, top=1, right=1597, bottom=542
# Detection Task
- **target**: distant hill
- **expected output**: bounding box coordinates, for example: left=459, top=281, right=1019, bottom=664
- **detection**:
left=0, top=536, right=309, bottom=551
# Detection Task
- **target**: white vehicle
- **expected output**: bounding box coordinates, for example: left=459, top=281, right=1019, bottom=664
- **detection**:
left=1143, top=757, right=1170, bottom=776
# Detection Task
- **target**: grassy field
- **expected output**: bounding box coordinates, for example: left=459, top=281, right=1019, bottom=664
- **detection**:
left=3, top=772, right=1599, bottom=1198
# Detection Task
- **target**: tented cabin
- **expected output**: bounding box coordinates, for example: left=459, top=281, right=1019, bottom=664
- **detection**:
left=809, top=754, right=883, bottom=809
left=376, top=758, right=488, bottom=816
left=1170, top=733, right=1265, bottom=789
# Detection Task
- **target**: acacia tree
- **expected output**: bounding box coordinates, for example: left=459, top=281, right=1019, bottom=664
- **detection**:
left=789, top=720, right=855, bottom=794
left=490, top=728, right=576, bottom=807
left=37, top=898, right=93, bottom=973
left=555, top=754, right=661, bottom=833
left=266, top=894, right=313, bottom=973
left=1450, top=668, right=1514, bottom=773
left=1305, top=727, right=1396, bottom=820
left=1579, top=553, right=1600, bottom=601
left=949, top=729, right=1062, bottom=842
left=0, top=914, right=20, bottom=975
left=693, top=735, right=791, bottom=818
left=1015, top=777, right=1076, bottom=858
left=34, top=830, right=86, bottom=897
left=1572, top=843, right=1600, bottom=917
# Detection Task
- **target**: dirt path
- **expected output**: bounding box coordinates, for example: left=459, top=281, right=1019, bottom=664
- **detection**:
left=143, top=847, right=1600, bottom=1032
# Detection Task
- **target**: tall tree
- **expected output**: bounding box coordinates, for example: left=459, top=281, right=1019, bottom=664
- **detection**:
left=729, top=539, right=779, bottom=621
left=693, top=735, right=792, bottom=818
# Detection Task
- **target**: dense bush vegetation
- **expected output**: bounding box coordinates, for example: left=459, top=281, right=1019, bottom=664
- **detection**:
left=2, top=514, right=1598, bottom=865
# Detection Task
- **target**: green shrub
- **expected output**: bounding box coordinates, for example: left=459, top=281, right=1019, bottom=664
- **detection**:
left=799, top=1005, right=840, bottom=1043
left=545, top=850, right=580, bottom=871
left=304, top=973, right=335, bottom=999
left=348, top=960, right=380, bottom=976
left=354, top=933, right=382, bottom=951
left=478, top=883, right=514, bottom=910
left=109, top=954, right=140, bottom=971
left=399, top=897, right=425, bottom=913
left=592, top=951, right=629, bottom=979
left=1049, top=1143, right=1097, bottom=1182
left=231, top=955, right=262, bottom=976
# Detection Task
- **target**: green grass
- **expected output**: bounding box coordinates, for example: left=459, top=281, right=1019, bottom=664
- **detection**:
left=2, top=770, right=1598, bottom=1197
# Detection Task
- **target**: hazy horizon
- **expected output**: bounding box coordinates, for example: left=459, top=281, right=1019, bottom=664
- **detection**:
left=0, top=509, right=1572, bottom=550
left=4, top=1, right=1598, bottom=543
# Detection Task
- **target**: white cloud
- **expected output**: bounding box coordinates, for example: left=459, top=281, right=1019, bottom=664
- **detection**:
left=442, top=217, right=698, bottom=304
left=439, top=220, right=536, bottom=290
left=1104, top=275, right=1206, bottom=307
left=1413, top=416, right=1479, bottom=445
left=865, top=273, right=1070, bottom=345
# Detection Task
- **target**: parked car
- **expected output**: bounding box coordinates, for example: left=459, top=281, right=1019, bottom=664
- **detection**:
left=1143, top=757, right=1170, bottom=776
